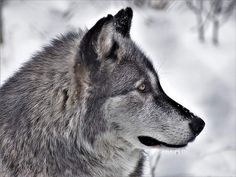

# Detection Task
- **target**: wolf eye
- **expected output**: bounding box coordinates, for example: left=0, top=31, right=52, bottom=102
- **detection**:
left=137, top=83, right=146, bottom=92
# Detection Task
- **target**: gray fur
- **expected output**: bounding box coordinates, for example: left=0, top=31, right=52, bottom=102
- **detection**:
left=0, top=8, right=204, bottom=177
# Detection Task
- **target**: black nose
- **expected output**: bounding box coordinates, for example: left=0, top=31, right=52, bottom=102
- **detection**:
left=189, top=118, right=205, bottom=136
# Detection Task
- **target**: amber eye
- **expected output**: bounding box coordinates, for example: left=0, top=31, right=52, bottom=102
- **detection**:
left=138, top=83, right=146, bottom=92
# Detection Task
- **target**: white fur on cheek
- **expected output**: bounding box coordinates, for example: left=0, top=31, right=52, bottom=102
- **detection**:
left=147, top=70, right=157, bottom=92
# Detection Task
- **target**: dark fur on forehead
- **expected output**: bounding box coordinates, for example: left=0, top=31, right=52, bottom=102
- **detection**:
left=115, top=39, right=160, bottom=91
left=119, top=40, right=157, bottom=73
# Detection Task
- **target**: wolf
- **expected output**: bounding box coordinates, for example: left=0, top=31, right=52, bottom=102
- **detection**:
left=0, top=7, right=205, bottom=177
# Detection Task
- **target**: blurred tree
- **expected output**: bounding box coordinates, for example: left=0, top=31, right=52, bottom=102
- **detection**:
left=133, top=0, right=147, bottom=7
left=211, top=0, right=222, bottom=45
left=132, top=0, right=170, bottom=10
left=149, top=0, right=169, bottom=10
left=209, top=0, right=236, bottom=45
left=150, top=152, right=161, bottom=177
left=186, top=0, right=236, bottom=45
left=0, top=0, right=3, bottom=44
left=186, top=0, right=205, bottom=42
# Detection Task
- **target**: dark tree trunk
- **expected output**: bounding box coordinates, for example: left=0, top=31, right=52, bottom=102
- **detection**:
left=186, top=0, right=205, bottom=42
left=197, top=0, right=204, bottom=42
left=213, top=19, right=219, bottom=45
left=211, top=0, right=222, bottom=45
left=0, top=0, right=3, bottom=44
left=197, top=15, right=205, bottom=42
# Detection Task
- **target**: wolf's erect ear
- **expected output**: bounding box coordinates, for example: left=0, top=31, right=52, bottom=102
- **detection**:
left=77, top=7, right=133, bottom=68
left=114, top=7, right=133, bottom=38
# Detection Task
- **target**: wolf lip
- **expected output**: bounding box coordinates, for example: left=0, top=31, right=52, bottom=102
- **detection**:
left=138, top=136, right=187, bottom=148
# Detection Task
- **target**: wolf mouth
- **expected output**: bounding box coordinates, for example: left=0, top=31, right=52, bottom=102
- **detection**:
left=138, top=136, right=187, bottom=148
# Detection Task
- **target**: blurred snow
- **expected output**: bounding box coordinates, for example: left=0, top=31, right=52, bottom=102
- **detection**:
left=0, top=1, right=235, bottom=177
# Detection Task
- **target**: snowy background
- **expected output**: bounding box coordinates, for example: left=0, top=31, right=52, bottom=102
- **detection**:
left=0, top=0, right=235, bottom=177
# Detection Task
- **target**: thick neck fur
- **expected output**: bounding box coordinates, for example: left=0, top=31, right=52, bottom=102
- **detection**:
left=79, top=135, right=143, bottom=177
left=0, top=110, right=142, bottom=177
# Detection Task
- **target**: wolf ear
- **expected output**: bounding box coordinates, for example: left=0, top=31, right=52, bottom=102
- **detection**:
left=78, top=7, right=133, bottom=68
left=114, top=7, right=133, bottom=38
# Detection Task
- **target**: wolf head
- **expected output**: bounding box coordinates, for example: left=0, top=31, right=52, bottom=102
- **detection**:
left=75, top=7, right=205, bottom=150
